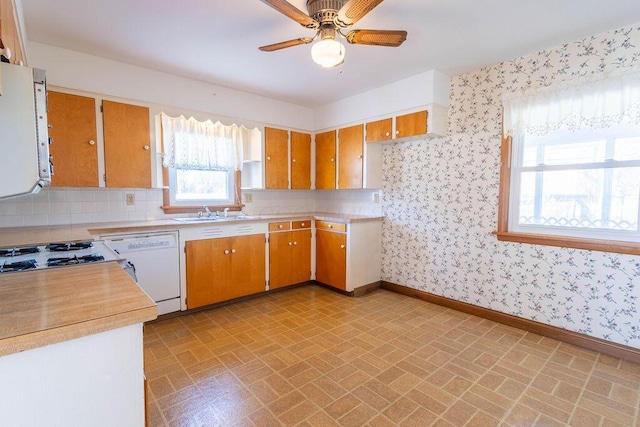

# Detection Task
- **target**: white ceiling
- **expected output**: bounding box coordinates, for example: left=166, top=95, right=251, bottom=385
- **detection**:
left=21, top=0, right=640, bottom=108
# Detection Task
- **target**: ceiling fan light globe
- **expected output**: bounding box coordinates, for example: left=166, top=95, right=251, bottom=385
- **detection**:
left=311, top=38, right=345, bottom=68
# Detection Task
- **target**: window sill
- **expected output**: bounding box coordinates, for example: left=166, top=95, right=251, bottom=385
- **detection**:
left=161, top=204, right=243, bottom=214
left=493, top=231, right=640, bottom=256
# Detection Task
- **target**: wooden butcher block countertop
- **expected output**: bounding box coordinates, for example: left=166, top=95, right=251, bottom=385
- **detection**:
left=0, top=262, right=157, bottom=357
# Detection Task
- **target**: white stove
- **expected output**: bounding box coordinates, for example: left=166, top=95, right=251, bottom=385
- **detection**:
left=0, top=241, right=125, bottom=273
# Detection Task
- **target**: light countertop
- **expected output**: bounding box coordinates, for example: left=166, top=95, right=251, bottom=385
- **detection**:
left=0, top=262, right=157, bottom=357
left=0, top=212, right=383, bottom=246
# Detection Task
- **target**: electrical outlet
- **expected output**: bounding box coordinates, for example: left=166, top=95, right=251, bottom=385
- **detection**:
left=126, top=193, right=135, bottom=206
left=373, top=193, right=380, bottom=203
left=244, top=193, right=253, bottom=203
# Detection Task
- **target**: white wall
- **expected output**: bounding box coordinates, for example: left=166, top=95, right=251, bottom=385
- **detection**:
left=28, top=42, right=315, bottom=131
left=314, top=70, right=451, bottom=130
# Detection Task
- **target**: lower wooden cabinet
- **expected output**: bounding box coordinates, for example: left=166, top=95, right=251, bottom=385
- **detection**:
left=315, top=220, right=382, bottom=292
left=315, top=221, right=347, bottom=290
left=185, top=234, right=265, bottom=309
left=269, top=221, right=311, bottom=289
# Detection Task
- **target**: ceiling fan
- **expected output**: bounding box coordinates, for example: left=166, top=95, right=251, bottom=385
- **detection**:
left=258, top=0, right=408, bottom=68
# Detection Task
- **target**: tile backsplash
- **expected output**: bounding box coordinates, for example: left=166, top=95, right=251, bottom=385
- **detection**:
left=0, top=187, right=382, bottom=227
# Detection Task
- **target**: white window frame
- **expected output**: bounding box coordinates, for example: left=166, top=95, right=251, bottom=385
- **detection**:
left=168, top=167, right=236, bottom=207
left=506, top=126, right=640, bottom=244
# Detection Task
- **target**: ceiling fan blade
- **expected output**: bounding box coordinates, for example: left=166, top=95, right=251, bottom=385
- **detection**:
left=335, top=0, right=384, bottom=27
left=259, top=37, right=314, bottom=52
left=259, top=0, right=318, bottom=29
left=346, top=29, right=407, bottom=47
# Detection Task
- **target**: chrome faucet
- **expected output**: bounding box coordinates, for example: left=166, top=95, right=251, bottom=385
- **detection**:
left=203, top=205, right=212, bottom=217
left=223, top=207, right=230, bottom=218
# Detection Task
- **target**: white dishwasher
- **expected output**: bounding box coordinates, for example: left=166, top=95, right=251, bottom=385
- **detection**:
left=104, top=231, right=181, bottom=315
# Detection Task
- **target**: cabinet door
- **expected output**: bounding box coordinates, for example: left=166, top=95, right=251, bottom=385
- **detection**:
left=316, top=229, right=346, bottom=290
left=395, top=110, right=428, bottom=139
left=366, top=118, right=392, bottom=143
left=315, top=130, right=336, bottom=190
left=185, top=238, right=231, bottom=309
left=102, top=100, right=151, bottom=188
left=269, top=231, right=292, bottom=290
left=291, top=131, right=311, bottom=189
left=291, top=229, right=311, bottom=285
left=265, top=127, right=289, bottom=189
left=229, top=234, right=266, bottom=299
left=47, top=91, right=98, bottom=187
left=338, top=124, right=363, bottom=189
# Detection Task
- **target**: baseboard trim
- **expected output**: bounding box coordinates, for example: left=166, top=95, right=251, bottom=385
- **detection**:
left=381, top=281, right=640, bottom=364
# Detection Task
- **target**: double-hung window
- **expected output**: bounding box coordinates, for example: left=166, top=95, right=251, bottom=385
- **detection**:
left=498, top=71, right=640, bottom=253
left=160, top=113, right=259, bottom=208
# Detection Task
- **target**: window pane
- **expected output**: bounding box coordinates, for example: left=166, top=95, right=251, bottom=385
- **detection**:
left=518, top=167, right=639, bottom=231
left=175, top=169, right=229, bottom=201
left=615, top=136, right=640, bottom=161
left=522, top=135, right=606, bottom=166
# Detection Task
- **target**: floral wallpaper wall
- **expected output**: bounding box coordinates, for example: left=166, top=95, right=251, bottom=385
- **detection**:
left=382, top=24, right=640, bottom=348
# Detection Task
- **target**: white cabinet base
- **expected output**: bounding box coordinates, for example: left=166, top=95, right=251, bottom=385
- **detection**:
left=0, top=324, right=146, bottom=427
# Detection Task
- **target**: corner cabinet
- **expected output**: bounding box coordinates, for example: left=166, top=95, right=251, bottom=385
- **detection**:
left=315, top=130, right=337, bottom=190
left=264, top=127, right=312, bottom=190
left=185, top=234, right=266, bottom=309
left=315, top=219, right=382, bottom=293
left=268, top=220, right=312, bottom=290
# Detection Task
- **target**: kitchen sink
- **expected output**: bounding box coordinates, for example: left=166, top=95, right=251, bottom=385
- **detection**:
left=172, top=217, right=220, bottom=223
left=172, top=215, right=261, bottom=223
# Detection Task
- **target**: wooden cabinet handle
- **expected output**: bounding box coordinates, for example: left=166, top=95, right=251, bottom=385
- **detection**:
left=358, top=155, right=363, bottom=159
left=288, top=242, right=292, bottom=246
left=301, top=222, right=305, bottom=227
left=293, top=241, right=297, bottom=246
left=330, top=158, right=335, bottom=162
left=292, top=158, right=296, bottom=163
left=224, top=249, right=229, bottom=255
left=88, top=140, right=96, bottom=146
left=267, top=156, right=271, bottom=160
left=278, top=224, right=283, bottom=229
left=231, top=249, right=236, bottom=254
left=143, top=145, right=150, bottom=150
left=328, top=224, right=333, bottom=228
left=340, top=244, right=345, bottom=249
left=395, top=130, right=400, bottom=135
left=385, top=132, right=390, bottom=136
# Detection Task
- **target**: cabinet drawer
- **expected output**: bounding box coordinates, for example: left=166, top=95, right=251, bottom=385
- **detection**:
left=269, top=222, right=291, bottom=232
left=292, top=220, right=311, bottom=229
left=316, top=220, right=346, bottom=232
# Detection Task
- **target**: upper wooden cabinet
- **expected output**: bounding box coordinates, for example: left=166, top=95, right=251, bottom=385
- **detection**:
left=47, top=91, right=99, bottom=187
left=395, top=110, right=428, bottom=139
left=365, top=118, right=393, bottom=143
left=291, top=131, right=311, bottom=189
left=264, top=127, right=311, bottom=190
left=102, top=100, right=151, bottom=188
left=264, top=127, right=289, bottom=189
left=315, top=130, right=336, bottom=190
left=338, top=124, right=364, bottom=189
left=0, top=0, right=26, bottom=66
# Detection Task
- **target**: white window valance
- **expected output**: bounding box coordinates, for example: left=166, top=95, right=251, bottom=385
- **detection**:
left=160, top=113, right=259, bottom=171
left=503, top=69, right=640, bottom=136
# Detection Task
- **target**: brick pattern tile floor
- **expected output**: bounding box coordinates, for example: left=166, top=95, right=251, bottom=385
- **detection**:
left=144, top=286, right=640, bottom=426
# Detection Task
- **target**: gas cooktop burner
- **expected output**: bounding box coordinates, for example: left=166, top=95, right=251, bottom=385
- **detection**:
left=0, top=259, right=38, bottom=272
left=47, top=253, right=105, bottom=267
left=45, top=242, right=94, bottom=252
left=0, top=247, right=40, bottom=257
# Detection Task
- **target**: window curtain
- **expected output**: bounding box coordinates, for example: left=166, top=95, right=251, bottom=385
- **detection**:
left=503, top=69, right=640, bottom=136
left=160, top=113, right=258, bottom=171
